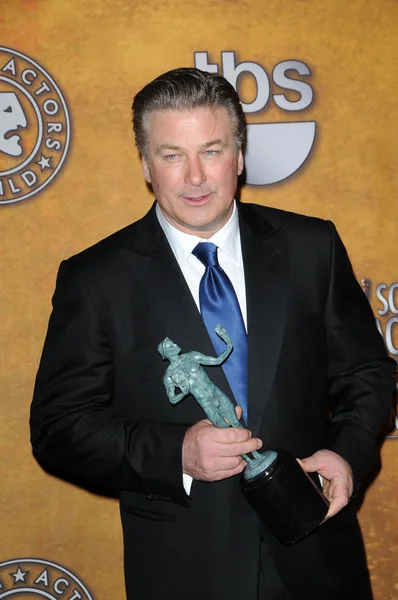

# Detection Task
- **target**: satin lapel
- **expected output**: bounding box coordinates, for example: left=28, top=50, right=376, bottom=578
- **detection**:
left=118, top=205, right=234, bottom=397
left=239, top=205, right=288, bottom=435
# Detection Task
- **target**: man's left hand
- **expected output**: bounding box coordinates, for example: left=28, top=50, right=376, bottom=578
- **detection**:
left=298, top=449, right=353, bottom=519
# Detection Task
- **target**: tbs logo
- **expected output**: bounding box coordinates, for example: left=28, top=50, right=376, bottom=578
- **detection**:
left=194, top=51, right=315, bottom=186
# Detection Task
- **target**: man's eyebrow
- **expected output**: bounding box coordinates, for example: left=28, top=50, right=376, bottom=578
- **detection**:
left=156, top=144, right=182, bottom=153
left=199, top=139, right=226, bottom=150
left=155, top=139, right=226, bottom=154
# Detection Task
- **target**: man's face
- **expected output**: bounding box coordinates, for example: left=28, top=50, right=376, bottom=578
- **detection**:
left=142, top=107, right=243, bottom=238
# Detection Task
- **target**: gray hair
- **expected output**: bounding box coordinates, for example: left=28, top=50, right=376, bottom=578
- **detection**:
left=132, top=68, right=246, bottom=157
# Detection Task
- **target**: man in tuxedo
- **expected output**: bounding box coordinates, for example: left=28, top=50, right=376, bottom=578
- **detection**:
left=30, top=68, right=395, bottom=600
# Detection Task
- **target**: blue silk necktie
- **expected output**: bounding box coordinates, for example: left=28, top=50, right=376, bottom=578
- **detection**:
left=192, top=242, right=248, bottom=424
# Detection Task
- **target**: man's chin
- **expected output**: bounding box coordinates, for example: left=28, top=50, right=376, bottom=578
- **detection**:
left=173, top=215, right=231, bottom=238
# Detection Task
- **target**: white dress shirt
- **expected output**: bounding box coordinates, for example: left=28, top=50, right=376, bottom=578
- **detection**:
left=156, top=201, right=247, bottom=329
left=156, top=201, right=247, bottom=494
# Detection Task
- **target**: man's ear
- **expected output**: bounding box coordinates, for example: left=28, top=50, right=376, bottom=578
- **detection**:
left=142, top=156, right=151, bottom=183
left=237, top=148, right=244, bottom=176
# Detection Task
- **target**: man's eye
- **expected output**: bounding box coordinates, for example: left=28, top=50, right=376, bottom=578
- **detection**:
left=4, top=106, right=12, bottom=113
left=204, top=150, right=218, bottom=156
left=165, top=154, right=178, bottom=160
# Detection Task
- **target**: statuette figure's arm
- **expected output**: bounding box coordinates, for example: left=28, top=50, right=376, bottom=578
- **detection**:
left=163, top=374, right=187, bottom=405
left=197, top=324, right=233, bottom=366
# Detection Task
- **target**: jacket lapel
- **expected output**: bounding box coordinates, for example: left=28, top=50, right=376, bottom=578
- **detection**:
left=119, top=202, right=288, bottom=432
left=239, top=204, right=288, bottom=435
left=118, top=204, right=234, bottom=397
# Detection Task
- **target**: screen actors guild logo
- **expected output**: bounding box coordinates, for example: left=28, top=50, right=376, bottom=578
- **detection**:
left=0, top=558, right=94, bottom=599
left=194, top=51, right=315, bottom=186
left=359, top=277, right=398, bottom=439
left=0, top=47, right=71, bottom=205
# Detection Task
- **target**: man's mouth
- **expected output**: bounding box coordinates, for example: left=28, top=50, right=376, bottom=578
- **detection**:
left=181, top=193, right=213, bottom=203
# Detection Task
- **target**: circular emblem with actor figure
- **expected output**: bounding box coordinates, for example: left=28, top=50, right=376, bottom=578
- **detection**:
left=0, top=47, right=71, bottom=205
left=0, top=558, right=94, bottom=599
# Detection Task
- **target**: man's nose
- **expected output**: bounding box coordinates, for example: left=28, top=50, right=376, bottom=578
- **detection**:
left=184, top=156, right=206, bottom=187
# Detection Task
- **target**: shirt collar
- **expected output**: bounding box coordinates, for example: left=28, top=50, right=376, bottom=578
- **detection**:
left=156, top=201, right=241, bottom=264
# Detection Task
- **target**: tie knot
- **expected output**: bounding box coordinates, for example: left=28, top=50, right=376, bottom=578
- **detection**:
left=192, top=242, right=219, bottom=267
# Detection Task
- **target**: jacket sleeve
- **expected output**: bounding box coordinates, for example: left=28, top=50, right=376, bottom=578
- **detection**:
left=324, top=221, right=396, bottom=487
left=30, top=259, right=189, bottom=506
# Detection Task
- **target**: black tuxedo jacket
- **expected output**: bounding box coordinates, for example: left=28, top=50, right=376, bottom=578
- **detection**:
left=31, top=202, right=394, bottom=600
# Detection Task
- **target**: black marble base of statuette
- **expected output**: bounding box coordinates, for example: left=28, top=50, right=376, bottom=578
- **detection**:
left=241, top=449, right=330, bottom=545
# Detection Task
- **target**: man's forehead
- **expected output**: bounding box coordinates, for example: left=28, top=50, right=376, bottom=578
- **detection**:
left=146, top=106, right=232, bottom=130
left=145, top=106, right=234, bottom=146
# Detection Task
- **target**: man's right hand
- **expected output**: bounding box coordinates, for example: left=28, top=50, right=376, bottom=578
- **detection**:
left=182, top=414, right=263, bottom=482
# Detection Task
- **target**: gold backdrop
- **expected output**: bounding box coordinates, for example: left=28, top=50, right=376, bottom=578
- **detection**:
left=1, top=0, right=397, bottom=598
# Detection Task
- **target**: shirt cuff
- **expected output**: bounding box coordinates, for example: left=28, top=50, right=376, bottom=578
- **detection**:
left=183, top=473, right=193, bottom=495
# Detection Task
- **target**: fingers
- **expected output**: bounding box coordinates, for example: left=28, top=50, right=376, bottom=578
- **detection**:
left=235, top=405, right=243, bottom=421
left=324, top=475, right=351, bottom=518
left=299, top=453, right=324, bottom=474
left=299, top=449, right=353, bottom=519
left=213, top=459, right=247, bottom=481
left=325, top=489, right=350, bottom=518
left=218, top=436, right=263, bottom=457
left=182, top=419, right=263, bottom=482
left=212, top=419, right=249, bottom=443
left=299, top=450, right=353, bottom=492
left=213, top=421, right=262, bottom=455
